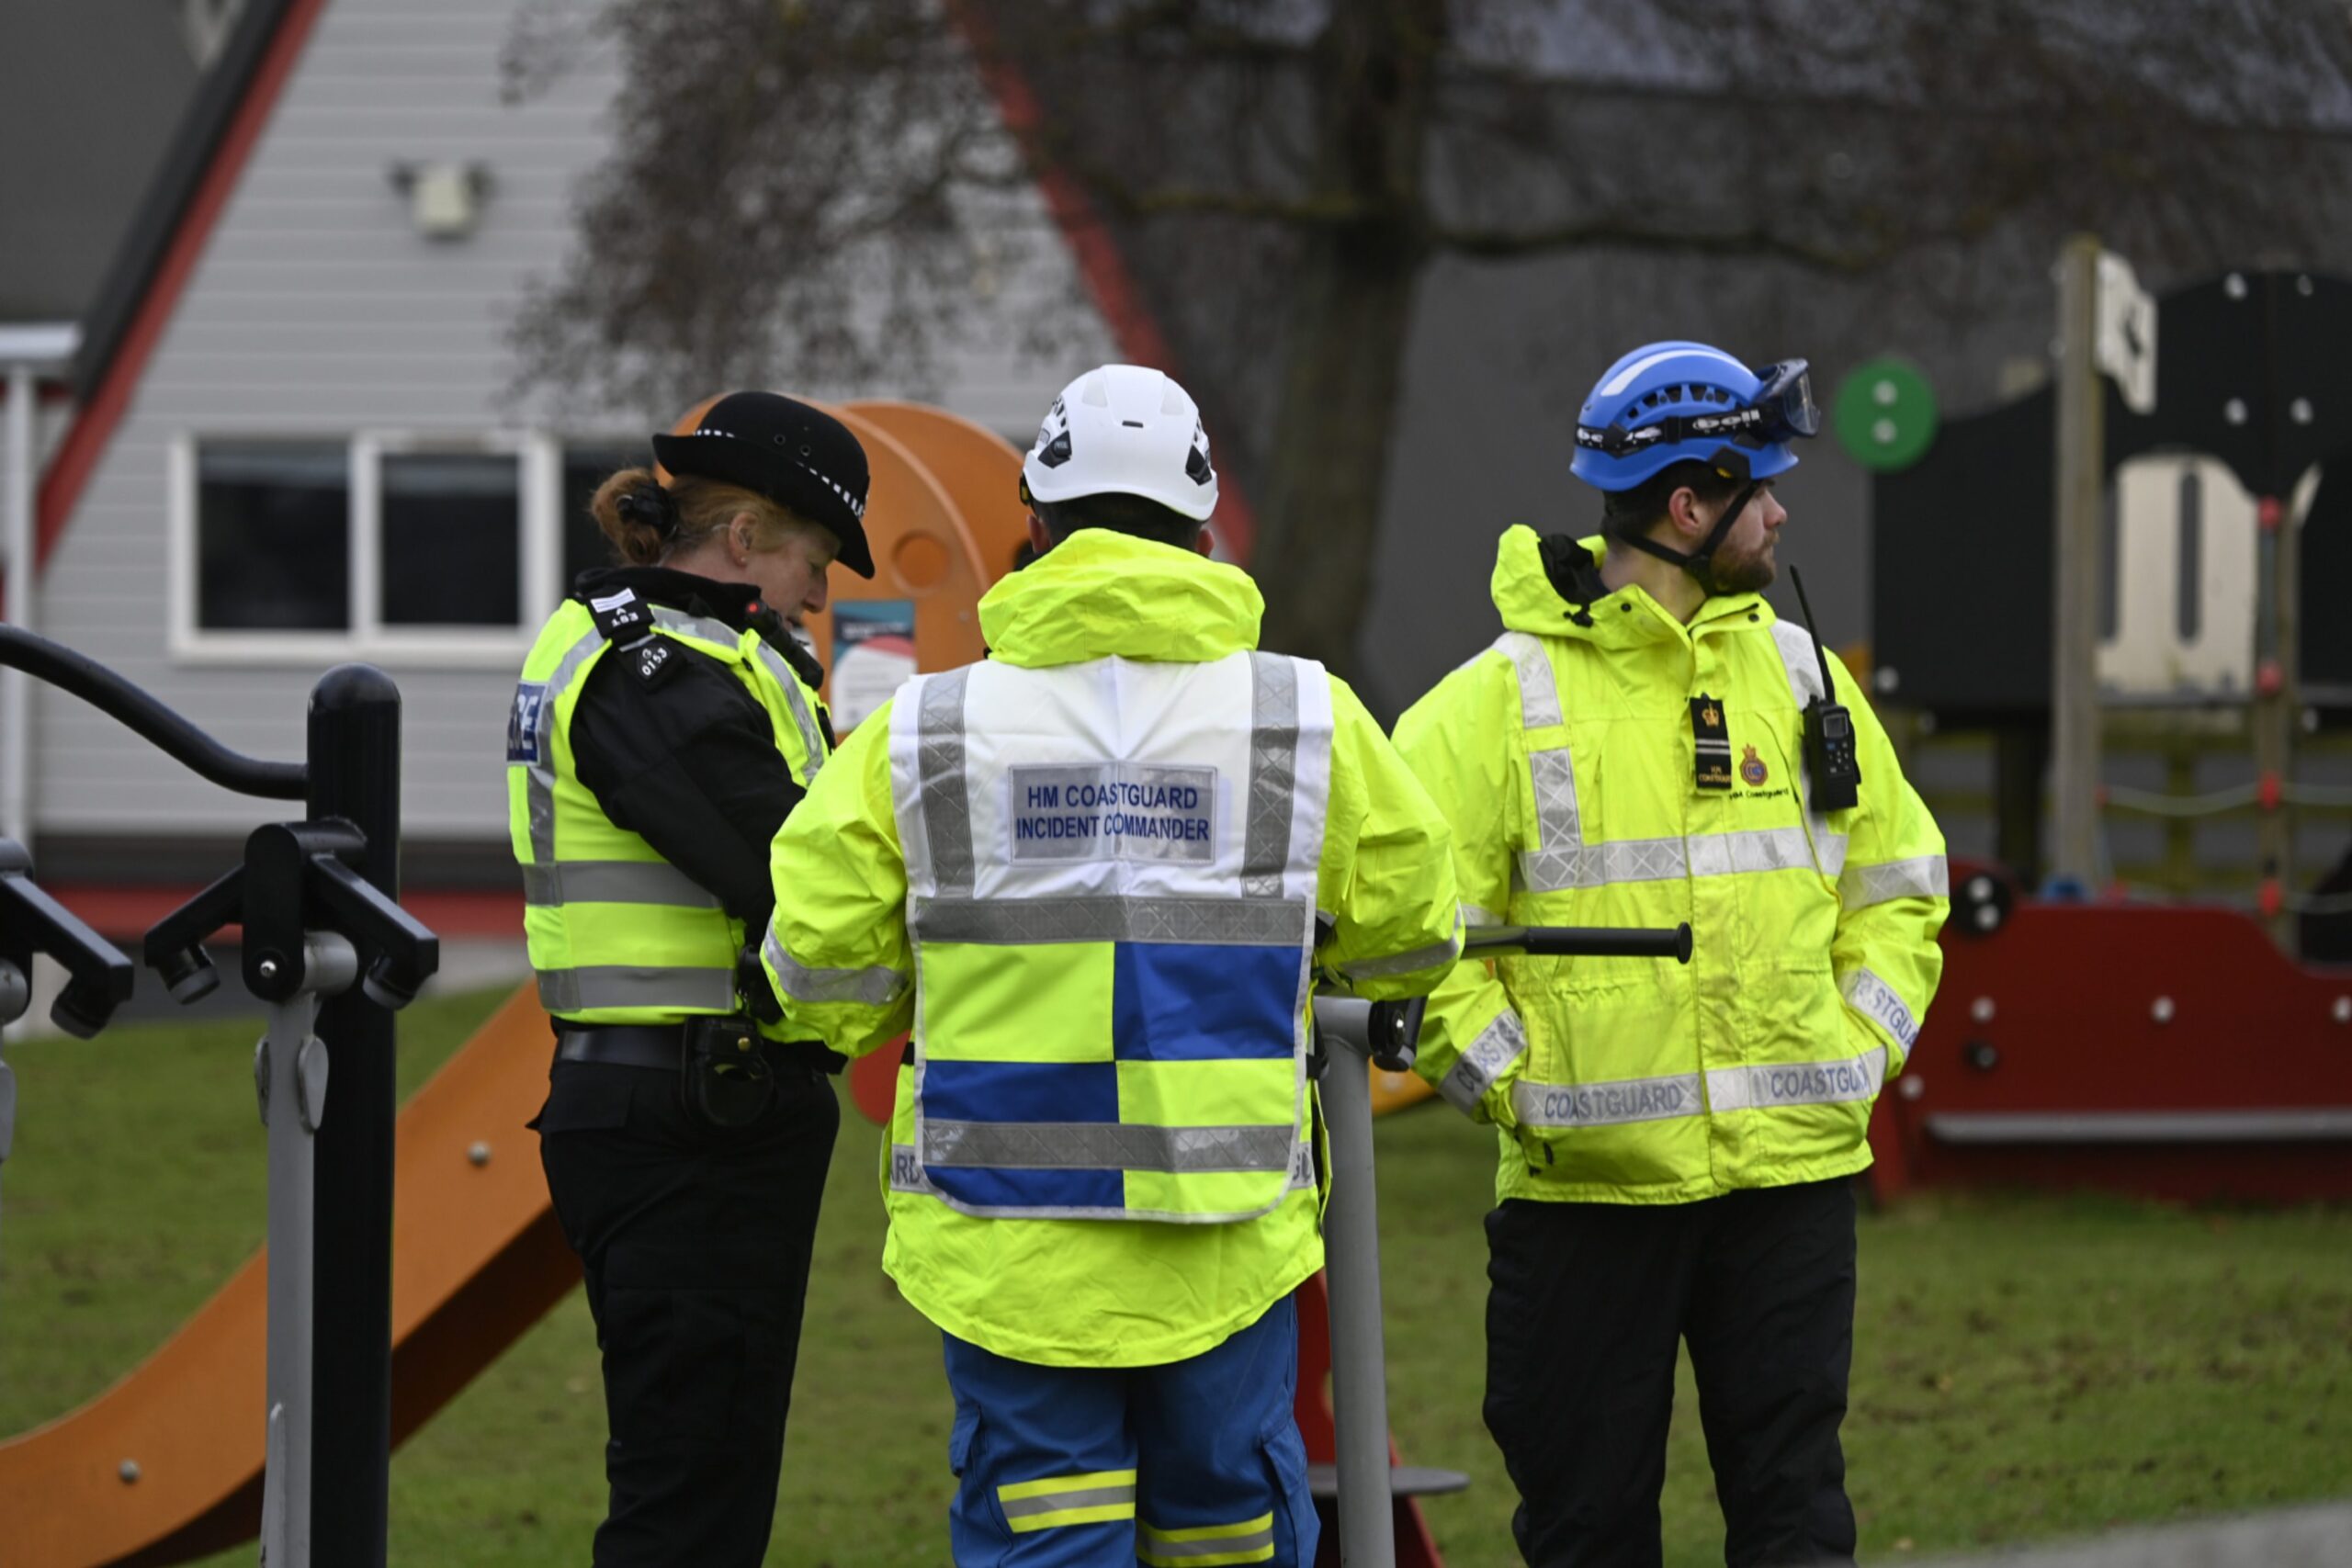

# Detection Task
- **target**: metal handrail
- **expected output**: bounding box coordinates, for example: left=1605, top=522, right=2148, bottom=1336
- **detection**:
left=0, top=626, right=305, bottom=799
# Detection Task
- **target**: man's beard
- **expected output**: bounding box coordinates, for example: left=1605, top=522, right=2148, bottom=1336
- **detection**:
left=1701, top=541, right=1776, bottom=595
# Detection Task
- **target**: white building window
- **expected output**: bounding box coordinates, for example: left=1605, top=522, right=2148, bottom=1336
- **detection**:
left=192, top=440, right=351, bottom=631
left=171, top=431, right=590, bottom=666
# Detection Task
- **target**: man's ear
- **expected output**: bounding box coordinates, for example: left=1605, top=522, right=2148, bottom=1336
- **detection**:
left=1665, top=485, right=1708, bottom=543
left=1193, top=525, right=1216, bottom=558
left=1026, top=512, right=1053, bottom=556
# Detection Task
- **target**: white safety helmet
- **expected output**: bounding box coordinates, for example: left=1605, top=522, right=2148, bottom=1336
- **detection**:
left=1021, top=364, right=1219, bottom=522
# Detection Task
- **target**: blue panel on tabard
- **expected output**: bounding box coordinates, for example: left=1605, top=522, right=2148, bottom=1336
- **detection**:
left=929, top=1165, right=1125, bottom=1212
left=1113, top=943, right=1299, bottom=1061
left=921, top=1059, right=1120, bottom=1124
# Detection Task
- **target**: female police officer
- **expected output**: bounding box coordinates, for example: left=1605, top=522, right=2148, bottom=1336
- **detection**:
left=507, top=391, right=873, bottom=1566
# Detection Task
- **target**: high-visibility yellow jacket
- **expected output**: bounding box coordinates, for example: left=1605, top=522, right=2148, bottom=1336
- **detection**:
left=1393, top=526, right=1947, bottom=1205
left=509, top=588, right=830, bottom=1025
left=761, top=528, right=1461, bottom=1367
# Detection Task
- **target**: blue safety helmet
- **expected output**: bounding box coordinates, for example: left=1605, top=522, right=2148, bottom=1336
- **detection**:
left=1569, top=341, right=1817, bottom=493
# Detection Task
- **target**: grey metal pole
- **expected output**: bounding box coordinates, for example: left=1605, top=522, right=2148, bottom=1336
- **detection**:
left=2050, top=233, right=2106, bottom=887
left=4, top=362, right=35, bottom=855
left=258, top=933, right=356, bottom=1568
left=1313, top=996, right=1397, bottom=1568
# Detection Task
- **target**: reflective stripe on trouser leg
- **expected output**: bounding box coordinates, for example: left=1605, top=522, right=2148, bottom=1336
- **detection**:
left=999, top=1470, right=1137, bottom=1533
left=1139, top=1512, right=1275, bottom=1564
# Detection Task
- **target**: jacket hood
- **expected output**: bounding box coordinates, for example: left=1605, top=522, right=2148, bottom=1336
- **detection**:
left=978, top=529, right=1263, bottom=667
left=1489, top=524, right=1770, bottom=646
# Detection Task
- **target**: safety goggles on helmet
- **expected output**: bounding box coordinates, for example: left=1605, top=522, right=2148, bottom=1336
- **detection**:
left=1575, top=358, right=1819, bottom=459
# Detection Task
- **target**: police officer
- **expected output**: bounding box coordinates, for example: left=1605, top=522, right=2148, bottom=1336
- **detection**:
left=508, top=391, right=872, bottom=1566
left=756, top=365, right=1463, bottom=1567
left=1393, top=342, right=1950, bottom=1567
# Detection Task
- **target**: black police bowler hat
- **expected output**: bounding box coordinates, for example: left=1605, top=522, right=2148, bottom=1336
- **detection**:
left=652, top=392, right=876, bottom=578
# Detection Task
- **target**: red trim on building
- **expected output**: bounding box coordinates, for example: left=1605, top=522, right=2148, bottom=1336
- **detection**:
left=35, top=0, right=329, bottom=568
left=950, top=5, right=1260, bottom=564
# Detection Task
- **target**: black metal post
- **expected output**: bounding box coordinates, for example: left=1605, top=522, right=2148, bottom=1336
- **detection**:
left=304, top=664, right=401, bottom=1568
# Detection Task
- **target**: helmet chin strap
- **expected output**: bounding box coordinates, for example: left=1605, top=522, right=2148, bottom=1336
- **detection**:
left=1616, top=480, right=1758, bottom=596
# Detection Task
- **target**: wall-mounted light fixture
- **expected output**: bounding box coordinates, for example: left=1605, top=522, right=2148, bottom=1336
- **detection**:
left=386, top=161, right=492, bottom=242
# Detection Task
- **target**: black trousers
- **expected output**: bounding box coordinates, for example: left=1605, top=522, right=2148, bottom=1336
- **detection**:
left=1483, top=1178, right=1859, bottom=1568
left=536, top=1055, right=840, bottom=1568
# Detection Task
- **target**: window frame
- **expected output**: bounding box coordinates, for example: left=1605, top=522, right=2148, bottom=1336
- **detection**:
left=170, top=429, right=566, bottom=668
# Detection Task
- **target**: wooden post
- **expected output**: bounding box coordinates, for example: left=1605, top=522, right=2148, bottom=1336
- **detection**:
left=2049, top=235, right=2106, bottom=889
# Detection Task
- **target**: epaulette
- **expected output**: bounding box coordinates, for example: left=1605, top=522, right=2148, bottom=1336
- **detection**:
left=582, top=586, right=679, bottom=689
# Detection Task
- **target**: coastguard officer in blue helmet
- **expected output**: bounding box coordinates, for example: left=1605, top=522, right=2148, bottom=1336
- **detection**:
left=1396, top=343, right=1949, bottom=1567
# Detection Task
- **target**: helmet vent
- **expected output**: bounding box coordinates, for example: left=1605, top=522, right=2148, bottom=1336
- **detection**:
left=1081, top=376, right=1112, bottom=408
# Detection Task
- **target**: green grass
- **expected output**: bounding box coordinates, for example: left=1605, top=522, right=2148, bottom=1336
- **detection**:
left=4, top=993, right=2349, bottom=1564
left=1374, top=1111, right=2352, bottom=1564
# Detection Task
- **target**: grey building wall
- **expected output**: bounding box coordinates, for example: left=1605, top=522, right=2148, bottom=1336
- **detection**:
left=32, top=0, right=1103, bottom=849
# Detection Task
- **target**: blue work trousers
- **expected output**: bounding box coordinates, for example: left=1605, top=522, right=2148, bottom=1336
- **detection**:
left=942, top=1295, right=1317, bottom=1567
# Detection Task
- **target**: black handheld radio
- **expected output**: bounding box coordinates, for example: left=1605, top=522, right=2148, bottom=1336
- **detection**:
left=1785, top=566, right=1860, bottom=812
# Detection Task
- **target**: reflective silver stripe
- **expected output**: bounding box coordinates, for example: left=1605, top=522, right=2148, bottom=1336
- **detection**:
left=525, top=627, right=608, bottom=866
left=1770, top=619, right=1826, bottom=707
left=1339, top=926, right=1462, bottom=981
left=1242, top=653, right=1299, bottom=898
left=1518, top=747, right=1588, bottom=891
left=923, top=1120, right=1295, bottom=1173
left=1521, top=833, right=1686, bottom=893
left=1141, top=1519, right=1278, bottom=1560
left=536, top=964, right=737, bottom=1014
left=912, top=894, right=1311, bottom=947
left=1001, top=1484, right=1137, bottom=1521
left=1706, top=1043, right=1886, bottom=1112
left=1812, top=828, right=1849, bottom=879
left=1842, top=965, right=1921, bottom=1049
left=750, top=640, right=828, bottom=783
left=1841, top=853, right=1950, bottom=908
left=1513, top=1068, right=1703, bottom=1129
left=1461, top=901, right=1502, bottom=928
left=917, top=668, right=976, bottom=897
left=889, top=1143, right=936, bottom=1194
left=1439, top=1009, right=1527, bottom=1115
left=521, top=860, right=719, bottom=909
left=1687, top=826, right=1826, bottom=879
left=1521, top=826, right=1849, bottom=895
left=890, top=1142, right=1317, bottom=1199
left=761, top=925, right=905, bottom=1006
left=1496, top=631, right=1562, bottom=728
left=647, top=605, right=740, bottom=649
left=647, top=606, right=827, bottom=782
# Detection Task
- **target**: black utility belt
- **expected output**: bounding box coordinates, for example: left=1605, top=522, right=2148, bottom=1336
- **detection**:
left=556, top=1020, right=842, bottom=1138
left=556, top=1021, right=842, bottom=1074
